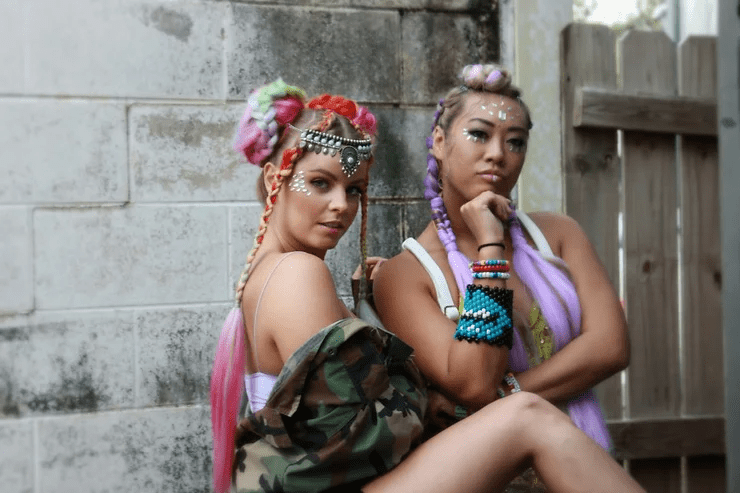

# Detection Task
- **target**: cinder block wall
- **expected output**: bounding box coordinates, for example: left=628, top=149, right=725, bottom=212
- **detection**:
left=0, top=1, right=498, bottom=491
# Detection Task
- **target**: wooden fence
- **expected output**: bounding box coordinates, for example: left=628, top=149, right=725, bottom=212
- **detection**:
left=560, top=24, right=724, bottom=492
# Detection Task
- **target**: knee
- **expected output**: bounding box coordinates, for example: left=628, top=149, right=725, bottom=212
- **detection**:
left=492, top=392, right=570, bottom=432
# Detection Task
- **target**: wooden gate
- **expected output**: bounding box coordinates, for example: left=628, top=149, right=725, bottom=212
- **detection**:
left=560, top=23, right=725, bottom=492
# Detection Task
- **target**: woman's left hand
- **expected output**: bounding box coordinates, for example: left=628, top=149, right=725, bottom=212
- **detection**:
left=352, top=256, right=387, bottom=281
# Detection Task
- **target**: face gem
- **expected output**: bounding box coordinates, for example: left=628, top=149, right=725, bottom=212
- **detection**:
left=498, top=110, right=507, bottom=121
left=462, top=128, right=483, bottom=143
left=288, top=170, right=310, bottom=196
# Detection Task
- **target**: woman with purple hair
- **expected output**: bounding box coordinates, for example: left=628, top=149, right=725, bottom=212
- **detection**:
left=373, top=63, right=630, bottom=475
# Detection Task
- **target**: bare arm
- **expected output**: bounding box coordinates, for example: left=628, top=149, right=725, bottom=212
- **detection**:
left=514, top=212, right=630, bottom=403
left=254, top=253, right=353, bottom=368
left=373, top=251, right=508, bottom=410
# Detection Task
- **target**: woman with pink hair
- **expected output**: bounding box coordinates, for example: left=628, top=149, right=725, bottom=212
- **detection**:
left=210, top=78, right=643, bottom=493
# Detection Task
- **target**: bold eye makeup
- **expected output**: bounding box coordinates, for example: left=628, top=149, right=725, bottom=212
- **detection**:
left=463, top=128, right=488, bottom=143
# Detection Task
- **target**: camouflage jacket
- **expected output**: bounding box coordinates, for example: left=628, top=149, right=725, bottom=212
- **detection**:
left=233, top=318, right=427, bottom=492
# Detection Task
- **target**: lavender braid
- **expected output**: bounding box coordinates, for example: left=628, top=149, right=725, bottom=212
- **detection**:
left=424, top=100, right=472, bottom=296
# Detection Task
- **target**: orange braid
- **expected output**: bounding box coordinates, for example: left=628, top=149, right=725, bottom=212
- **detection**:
left=358, top=188, right=369, bottom=302
left=234, top=147, right=302, bottom=304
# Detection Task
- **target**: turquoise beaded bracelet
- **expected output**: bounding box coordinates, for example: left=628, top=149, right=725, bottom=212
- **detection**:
left=454, top=284, right=513, bottom=348
left=472, top=271, right=511, bottom=280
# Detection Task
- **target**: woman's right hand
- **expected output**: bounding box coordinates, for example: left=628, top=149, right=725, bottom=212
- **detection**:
left=459, top=191, right=512, bottom=245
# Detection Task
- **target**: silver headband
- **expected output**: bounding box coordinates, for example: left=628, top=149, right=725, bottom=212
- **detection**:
left=298, top=128, right=372, bottom=177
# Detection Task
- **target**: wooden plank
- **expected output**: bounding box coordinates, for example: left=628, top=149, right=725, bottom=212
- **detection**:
left=620, top=30, right=681, bottom=420
left=687, top=455, right=726, bottom=493
left=679, top=36, right=724, bottom=418
left=574, top=87, right=717, bottom=136
left=630, top=458, right=682, bottom=493
left=560, top=23, right=622, bottom=420
left=609, top=417, right=725, bottom=460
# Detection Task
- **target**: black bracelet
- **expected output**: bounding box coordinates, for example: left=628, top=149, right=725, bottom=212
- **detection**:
left=478, top=242, right=505, bottom=252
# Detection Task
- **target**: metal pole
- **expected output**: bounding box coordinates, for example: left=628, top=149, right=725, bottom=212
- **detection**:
left=718, top=0, right=740, bottom=489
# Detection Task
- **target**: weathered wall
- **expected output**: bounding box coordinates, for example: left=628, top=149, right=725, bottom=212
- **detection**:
left=0, top=1, right=499, bottom=491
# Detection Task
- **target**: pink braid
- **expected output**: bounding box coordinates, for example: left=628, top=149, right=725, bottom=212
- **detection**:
left=210, top=307, right=246, bottom=493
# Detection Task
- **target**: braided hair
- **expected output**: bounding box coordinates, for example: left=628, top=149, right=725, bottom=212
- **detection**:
left=211, top=80, right=377, bottom=493
left=424, top=64, right=610, bottom=450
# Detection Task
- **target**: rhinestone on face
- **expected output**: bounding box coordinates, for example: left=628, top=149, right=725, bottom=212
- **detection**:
left=288, top=170, right=310, bottom=196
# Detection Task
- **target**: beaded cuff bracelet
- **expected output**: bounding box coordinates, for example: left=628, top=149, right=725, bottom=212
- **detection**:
left=454, top=284, right=514, bottom=348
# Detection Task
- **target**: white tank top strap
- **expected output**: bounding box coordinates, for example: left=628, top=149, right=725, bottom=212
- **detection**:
left=516, top=210, right=555, bottom=258
left=402, top=238, right=460, bottom=320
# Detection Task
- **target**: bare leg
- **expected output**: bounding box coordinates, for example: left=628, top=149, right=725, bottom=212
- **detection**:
left=364, top=392, right=644, bottom=493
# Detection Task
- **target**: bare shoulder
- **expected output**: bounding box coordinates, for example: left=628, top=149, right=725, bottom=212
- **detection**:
left=525, top=211, right=588, bottom=256
left=374, top=248, right=434, bottom=299
left=253, top=252, right=348, bottom=357
left=259, top=251, right=339, bottom=310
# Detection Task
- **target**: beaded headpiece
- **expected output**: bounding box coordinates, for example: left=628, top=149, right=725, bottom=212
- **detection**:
left=298, top=127, right=372, bottom=177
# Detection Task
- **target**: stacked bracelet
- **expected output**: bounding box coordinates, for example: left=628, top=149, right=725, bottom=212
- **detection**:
left=453, top=284, right=514, bottom=348
left=470, top=259, right=509, bottom=270
left=470, top=259, right=510, bottom=280
left=473, top=265, right=509, bottom=272
left=478, top=242, right=505, bottom=251
left=473, top=271, right=511, bottom=280
left=497, top=372, right=521, bottom=398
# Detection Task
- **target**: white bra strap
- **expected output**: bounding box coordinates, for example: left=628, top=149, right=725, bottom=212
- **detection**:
left=252, top=251, right=301, bottom=371
left=516, top=210, right=555, bottom=258
left=402, top=238, right=460, bottom=320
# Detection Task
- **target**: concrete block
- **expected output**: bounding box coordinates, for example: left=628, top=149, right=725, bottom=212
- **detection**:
left=34, top=206, right=228, bottom=309
left=230, top=0, right=475, bottom=10
left=0, top=1, right=25, bottom=93
left=0, top=208, right=33, bottom=314
left=130, top=104, right=263, bottom=202
left=0, top=100, right=127, bottom=204
left=404, top=199, right=433, bottom=239
left=38, top=406, right=211, bottom=493
left=0, top=420, right=34, bottom=493
left=136, top=304, right=228, bottom=407
left=227, top=5, right=401, bottom=102
left=402, top=12, right=498, bottom=104
left=0, top=311, right=135, bottom=417
left=351, top=0, right=474, bottom=8
left=367, top=105, right=431, bottom=198
left=228, top=204, right=269, bottom=296
left=24, top=0, right=226, bottom=99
